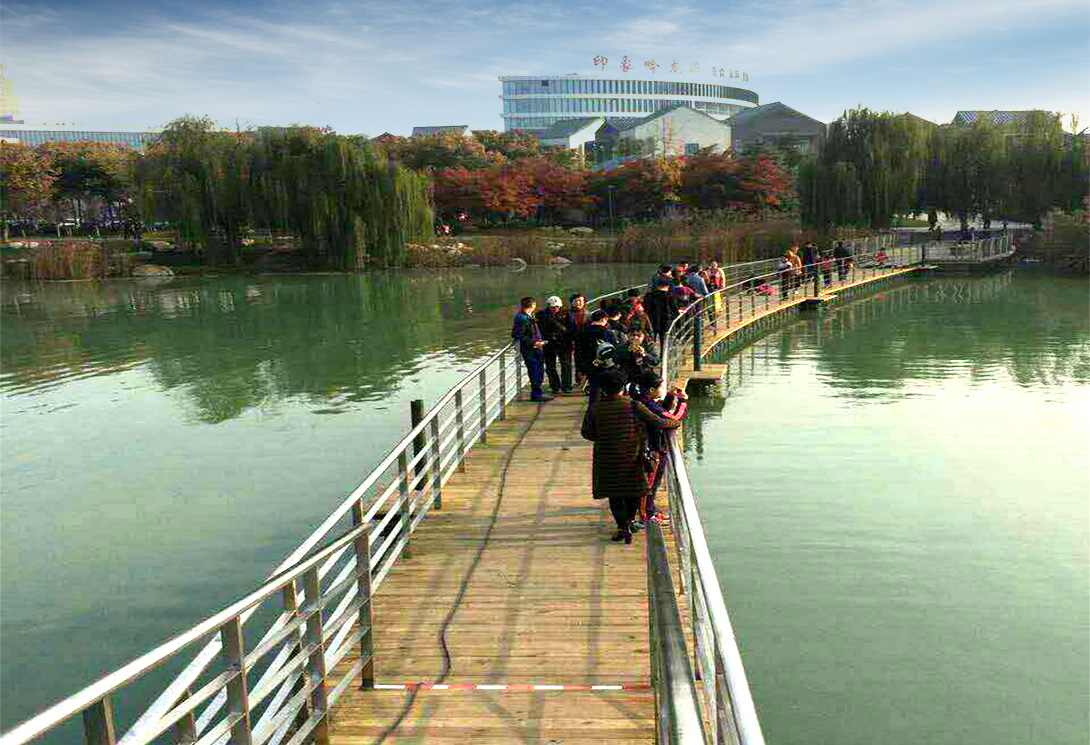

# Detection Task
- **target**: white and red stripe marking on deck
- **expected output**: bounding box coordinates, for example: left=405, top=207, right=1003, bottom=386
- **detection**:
left=373, top=683, right=651, bottom=692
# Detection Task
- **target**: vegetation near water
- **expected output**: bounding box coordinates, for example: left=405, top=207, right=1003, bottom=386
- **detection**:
left=1, top=108, right=1086, bottom=278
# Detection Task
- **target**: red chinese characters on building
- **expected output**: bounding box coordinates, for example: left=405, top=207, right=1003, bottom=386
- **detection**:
left=670, top=60, right=679, bottom=73
left=594, top=55, right=608, bottom=69
left=621, top=56, right=632, bottom=72
left=644, top=58, right=659, bottom=73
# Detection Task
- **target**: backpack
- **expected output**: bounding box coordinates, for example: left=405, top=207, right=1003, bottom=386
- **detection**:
left=592, top=339, right=616, bottom=369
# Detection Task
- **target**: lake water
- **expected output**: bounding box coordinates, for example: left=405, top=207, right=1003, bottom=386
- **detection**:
left=684, top=270, right=1089, bottom=745
left=0, top=265, right=652, bottom=734
left=1, top=267, right=1087, bottom=744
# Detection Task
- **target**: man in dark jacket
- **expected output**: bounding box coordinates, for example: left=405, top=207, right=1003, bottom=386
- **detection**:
left=801, top=242, right=818, bottom=283
left=833, top=241, right=852, bottom=281
left=511, top=296, right=551, bottom=402
left=537, top=295, right=572, bottom=394
left=642, top=278, right=680, bottom=354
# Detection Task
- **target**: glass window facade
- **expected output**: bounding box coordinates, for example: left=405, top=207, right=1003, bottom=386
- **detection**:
left=500, top=76, right=757, bottom=130
left=0, top=129, right=156, bottom=150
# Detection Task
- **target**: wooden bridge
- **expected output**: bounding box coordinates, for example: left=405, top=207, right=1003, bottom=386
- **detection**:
left=3, top=237, right=965, bottom=745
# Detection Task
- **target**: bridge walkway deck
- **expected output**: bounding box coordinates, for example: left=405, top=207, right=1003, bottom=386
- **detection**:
left=327, top=393, right=689, bottom=744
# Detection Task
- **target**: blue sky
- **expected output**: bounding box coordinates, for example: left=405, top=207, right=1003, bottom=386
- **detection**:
left=2, top=0, right=1088, bottom=134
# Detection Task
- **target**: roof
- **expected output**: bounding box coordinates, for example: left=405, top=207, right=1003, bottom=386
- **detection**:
left=601, top=117, right=645, bottom=132
left=610, top=103, right=729, bottom=132
left=535, top=117, right=605, bottom=140
left=411, top=125, right=470, bottom=137
left=952, top=110, right=1033, bottom=126
left=729, top=102, right=824, bottom=126
left=903, top=112, right=938, bottom=127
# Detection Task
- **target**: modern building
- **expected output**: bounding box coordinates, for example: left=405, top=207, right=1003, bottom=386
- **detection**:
left=728, top=102, right=826, bottom=153
left=0, top=66, right=20, bottom=123
left=0, top=127, right=158, bottom=150
left=499, top=74, right=758, bottom=133
left=411, top=125, right=471, bottom=137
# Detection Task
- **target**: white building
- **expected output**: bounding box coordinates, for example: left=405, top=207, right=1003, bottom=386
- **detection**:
left=535, top=117, right=605, bottom=157
left=499, top=74, right=758, bottom=133
left=599, top=105, right=732, bottom=158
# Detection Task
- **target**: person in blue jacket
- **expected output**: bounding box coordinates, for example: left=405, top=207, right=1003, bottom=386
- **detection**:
left=511, top=297, right=552, bottom=402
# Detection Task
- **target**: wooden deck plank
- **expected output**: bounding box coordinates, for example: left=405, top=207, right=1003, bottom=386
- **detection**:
left=328, top=393, right=661, bottom=743
left=325, top=264, right=911, bottom=742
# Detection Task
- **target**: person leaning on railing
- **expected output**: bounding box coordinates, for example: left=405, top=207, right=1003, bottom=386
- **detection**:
left=632, top=371, right=688, bottom=528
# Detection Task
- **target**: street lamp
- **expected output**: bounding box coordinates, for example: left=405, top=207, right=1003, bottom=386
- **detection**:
left=607, top=185, right=616, bottom=235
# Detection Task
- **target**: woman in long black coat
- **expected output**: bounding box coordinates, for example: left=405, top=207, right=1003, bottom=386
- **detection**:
left=581, top=370, right=681, bottom=544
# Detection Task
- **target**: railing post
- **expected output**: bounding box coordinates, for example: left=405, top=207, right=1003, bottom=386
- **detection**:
left=430, top=417, right=442, bottom=510
left=302, top=568, right=331, bottom=745
left=83, top=698, right=117, bottom=745
left=352, top=508, right=375, bottom=690
left=499, top=351, right=507, bottom=418
left=454, top=389, right=467, bottom=471
left=220, top=617, right=254, bottom=745
left=515, top=352, right=523, bottom=399
left=410, top=399, right=425, bottom=492
left=693, top=306, right=703, bottom=372
left=174, top=689, right=197, bottom=744
left=478, top=369, right=487, bottom=444
left=398, top=451, right=412, bottom=558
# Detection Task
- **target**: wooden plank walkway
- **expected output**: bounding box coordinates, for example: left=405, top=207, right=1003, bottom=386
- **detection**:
left=328, top=394, right=680, bottom=744
left=326, top=262, right=919, bottom=744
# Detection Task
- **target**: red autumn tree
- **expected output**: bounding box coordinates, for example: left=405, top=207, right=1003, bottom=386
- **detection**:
left=587, top=157, right=682, bottom=221
left=0, top=143, right=58, bottom=237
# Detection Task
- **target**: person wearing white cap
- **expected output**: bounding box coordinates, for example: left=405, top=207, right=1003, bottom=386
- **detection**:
left=536, top=295, right=572, bottom=395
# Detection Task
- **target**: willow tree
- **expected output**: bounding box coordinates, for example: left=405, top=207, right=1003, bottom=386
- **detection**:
left=134, top=115, right=251, bottom=264
left=801, top=108, right=927, bottom=229
left=249, top=127, right=432, bottom=269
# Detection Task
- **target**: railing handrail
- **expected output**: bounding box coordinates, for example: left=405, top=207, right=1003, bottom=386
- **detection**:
left=0, top=522, right=369, bottom=745
left=0, top=282, right=645, bottom=745
left=658, top=278, right=770, bottom=745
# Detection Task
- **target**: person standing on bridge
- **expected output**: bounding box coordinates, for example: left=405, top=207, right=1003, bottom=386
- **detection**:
left=633, top=371, right=688, bottom=526
left=511, top=297, right=552, bottom=403
left=581, top=370, right=682, bottom=544
left=537, top=295, right=572, bottom=395
left=833, top=241, right=852, bottom=281
left=642, top=278, right=680, bottom=356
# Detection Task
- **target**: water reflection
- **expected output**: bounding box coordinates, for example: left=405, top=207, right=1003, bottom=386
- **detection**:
left=690, top=271, right=1090, bottom=449
left=0, top=266, right=651, bottom=423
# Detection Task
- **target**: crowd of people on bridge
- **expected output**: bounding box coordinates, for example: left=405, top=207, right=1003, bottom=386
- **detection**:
left=511, top=264, right=726, bottom=544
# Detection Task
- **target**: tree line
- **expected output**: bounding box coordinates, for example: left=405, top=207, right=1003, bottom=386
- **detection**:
left=799, top=107, right=1088, bottom=231
left=1, top=118, right=797, bottom=266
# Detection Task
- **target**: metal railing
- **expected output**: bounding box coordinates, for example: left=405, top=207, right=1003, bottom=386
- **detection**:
left=661, top=243, right=930, bottom=379
left=920, top=235, right=1013, bottom=262
left=648, top=235, right=961, bottom=744
left=0, top=286, right=638, bottom=745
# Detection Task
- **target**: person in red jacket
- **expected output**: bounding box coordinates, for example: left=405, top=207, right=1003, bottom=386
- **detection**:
left=632, top=371, right=688, bottom=526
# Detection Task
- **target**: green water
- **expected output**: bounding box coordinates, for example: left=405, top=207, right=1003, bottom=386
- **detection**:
left=685, top=271, right=1090, bottom=745
left=0, top=265, right=652, bottom=733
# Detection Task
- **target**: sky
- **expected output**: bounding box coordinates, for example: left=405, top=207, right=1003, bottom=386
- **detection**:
left=1, top=0, right=1088, bottom=135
